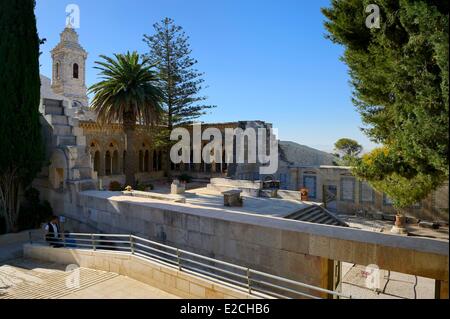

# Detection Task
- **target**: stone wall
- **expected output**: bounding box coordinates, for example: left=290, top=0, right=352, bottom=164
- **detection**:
left=287, top=166, right=449, bottom=223
left=23, top=244, right=261, bottom=299
left=58, top=191, right=448, bottom=298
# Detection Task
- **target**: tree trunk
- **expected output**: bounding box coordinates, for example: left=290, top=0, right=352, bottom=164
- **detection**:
left=163, top=121, right=173, bottom=180
left=0, top=168, right=21, bottom=233
left=123, top=112, right=137, bottom=187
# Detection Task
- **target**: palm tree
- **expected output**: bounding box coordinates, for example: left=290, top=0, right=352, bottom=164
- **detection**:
left=89, top=51, right=163, bottom=186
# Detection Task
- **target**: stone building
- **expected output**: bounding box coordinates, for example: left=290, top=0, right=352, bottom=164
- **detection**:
left=50, top=27, right=88, bottom=107
left=36, top=28, right=280, bottom=191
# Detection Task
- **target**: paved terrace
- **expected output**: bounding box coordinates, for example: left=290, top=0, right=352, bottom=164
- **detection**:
left=89, top=188, right=312, bottom=219
left=0, top=258, right=178, bottom=299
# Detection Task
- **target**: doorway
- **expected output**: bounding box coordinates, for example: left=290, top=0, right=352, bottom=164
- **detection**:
left=323, top=185, right=337, bottom=212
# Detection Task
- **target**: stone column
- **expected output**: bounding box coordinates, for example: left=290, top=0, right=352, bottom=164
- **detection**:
left=99, top=151, right=105, bottom=176
left=435, top=280, right=449, bottom=299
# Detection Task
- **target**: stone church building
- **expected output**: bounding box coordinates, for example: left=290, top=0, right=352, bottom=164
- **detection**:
left=35, top=28, right=274, bottom=192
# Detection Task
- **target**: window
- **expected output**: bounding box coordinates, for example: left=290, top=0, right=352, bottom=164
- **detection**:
left=303, top=175, right=317, bottom=199
left=122, top=151, right=127, bottom=174
left=340, top=177, right=355, bottom=202
left=73, top=63, right=79, bottom=79
left=139, top=150, right=144, bottom=172
left=93, top=151, right=100, bottom=174
left=359, top=181, right=374, bottom=203
left=112, top=151, right=119, bottom=175
left=153, top=150, right=158, bottom=171
left=105, top=151, right=111, bottom=176
left=56, top=62, right=60, bottom=79
left=144, top=150, right=149, bottom=172
left=383, top=194, right=393, bottom=206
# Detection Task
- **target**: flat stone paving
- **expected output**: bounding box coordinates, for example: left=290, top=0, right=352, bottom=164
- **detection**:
left=341, top=262, right=435, bottom=299
left=90, top=188, right=308, bottom=218
left=0, top=258, right=179, bottom=299
left=336, top=213, right=449, bottom=240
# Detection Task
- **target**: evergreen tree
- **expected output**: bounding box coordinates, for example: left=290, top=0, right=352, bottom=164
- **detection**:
left=143, top=18, right=215, bottom=174
left=334, top=138, right=363, bottom=166
left=334, top=138, right=363, bottom=158
left=0, top=0, right=45, bottom=232
left=323, top=0, right=448, bottom=210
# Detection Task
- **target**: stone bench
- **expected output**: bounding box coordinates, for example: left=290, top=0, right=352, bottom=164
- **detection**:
left=222, top=189, right=243, bottom=207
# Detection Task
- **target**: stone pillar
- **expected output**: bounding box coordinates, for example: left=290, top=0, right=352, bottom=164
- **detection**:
left=149, top=150, right=154, bottom=172
left=118, top=150, right=123, bottom=175
left=99, top=151, right=105, bottom=176
left=435, top=280, right=449, bottom=299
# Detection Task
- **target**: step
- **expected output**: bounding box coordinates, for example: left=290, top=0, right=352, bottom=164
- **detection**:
left=44, top=105, right=64, bottom=116
left=78, top=179, right=97, bottom=191
left=316, top=215, right=333, bottom=224
left=286, top=205, right=317, bottom=219
left=74, top=167, right=93, bottom=179
left=308, top=210, right=329, bottom=223
left=74, top=153, right=92, bottom=168
left=296, top=209, right=323, bottom=222
left=52, top=124, right=72, bottom=136
left=57, top=135, right=77, bottom=146
left=49, top=115, right=69, bottom=125
left=43, top=98, right=63, bottom=108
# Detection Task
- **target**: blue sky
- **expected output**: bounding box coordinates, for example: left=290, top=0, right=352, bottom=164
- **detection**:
left=35, top=0, right=378, bottom=153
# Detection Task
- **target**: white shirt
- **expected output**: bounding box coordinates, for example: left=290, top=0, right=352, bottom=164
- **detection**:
left=45, top=223, right=59, bottom=238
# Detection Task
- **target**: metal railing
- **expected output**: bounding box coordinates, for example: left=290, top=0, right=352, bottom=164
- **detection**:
left=37, top=232, right=352, bottom=299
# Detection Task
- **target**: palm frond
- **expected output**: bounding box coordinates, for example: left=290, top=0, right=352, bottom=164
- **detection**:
left=88, top=51, right=164, bottom=127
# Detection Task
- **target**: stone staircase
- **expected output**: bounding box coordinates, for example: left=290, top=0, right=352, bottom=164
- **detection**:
left=41, top=98, right=97, bottom=190
left=285, top=204, right=348, bottom=227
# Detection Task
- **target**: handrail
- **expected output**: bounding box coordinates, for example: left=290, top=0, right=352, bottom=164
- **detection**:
left=37, top=232, right=352, bottom=299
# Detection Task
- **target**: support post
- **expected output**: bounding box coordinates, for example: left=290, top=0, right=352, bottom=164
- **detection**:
left=91, top=234, right=96, bottom=251
left=247, top=268, right=252, bottom=294
left=177, top=249, right=182, bottom=271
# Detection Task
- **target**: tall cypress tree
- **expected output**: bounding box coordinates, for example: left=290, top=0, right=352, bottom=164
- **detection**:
left=0, top=0, right=45, bottom=232
left=322, top=1, right=448, bottom=210
left=143, top=18, right=216, bottom=175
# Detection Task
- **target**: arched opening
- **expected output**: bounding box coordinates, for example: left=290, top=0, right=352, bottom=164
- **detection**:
left=158, top=151, right=163, bottom=171
left=56, top=62, right=60, bottom=80
left=93, top=151, right=100, bottom=174
left=153, top=150, right=158, bottom=171
left=112, top=150, right=119, bottom=175
left=144, top=150, right=150, bottom=172
left=73, top=63, right=79, bottom=79
left=139, top=150, right=144, bottom=172
left=122, top=151, right=127, bottom=174
left=105, top=151, right=112, bottom=176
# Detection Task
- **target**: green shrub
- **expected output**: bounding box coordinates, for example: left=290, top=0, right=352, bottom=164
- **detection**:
left=135, top=184, right=147, bottom=191
left=135, top=182, right=154, bottom=192
left=178, top=174, right=192, bottom=183
left=0, top=215, right=5, bottom=235
left=109, top=181, right=123, bottom=191
left=17, top=188, right=53, bottom=231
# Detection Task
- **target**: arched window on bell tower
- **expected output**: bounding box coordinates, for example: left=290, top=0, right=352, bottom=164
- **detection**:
left=56, top=62, right=60, bottom=80
left=73, top=63, right=79, bottom=79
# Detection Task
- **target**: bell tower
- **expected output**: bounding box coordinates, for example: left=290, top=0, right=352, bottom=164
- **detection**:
left=51, top=27, right=88, bottom=107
